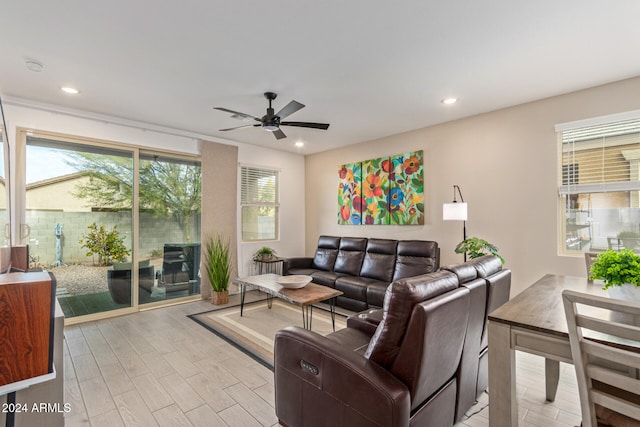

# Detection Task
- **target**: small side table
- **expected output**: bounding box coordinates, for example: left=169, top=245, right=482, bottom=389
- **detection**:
left=253, top=257, right=284, bottom=275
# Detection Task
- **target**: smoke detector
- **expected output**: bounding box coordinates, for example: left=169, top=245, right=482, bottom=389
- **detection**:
left=25, top=58, right=44, bottom=72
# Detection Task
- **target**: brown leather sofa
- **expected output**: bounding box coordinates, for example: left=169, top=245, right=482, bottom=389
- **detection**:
left=283, top=235, right=440, bottom=311
left=274, top=255, right=511, bottom=427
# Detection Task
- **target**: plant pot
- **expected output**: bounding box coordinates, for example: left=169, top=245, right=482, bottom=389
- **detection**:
left=607, top=283, right=640, bottom=325
left=211, top=290, right=229, bottom=305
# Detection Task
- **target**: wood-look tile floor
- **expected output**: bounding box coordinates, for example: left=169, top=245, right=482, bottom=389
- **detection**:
left=63, top=294, right=583, bottom=426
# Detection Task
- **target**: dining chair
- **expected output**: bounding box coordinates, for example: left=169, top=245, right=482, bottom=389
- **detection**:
left=562, top=290, right=640, bottom=427
left=584, top=252, right=598, bottom=284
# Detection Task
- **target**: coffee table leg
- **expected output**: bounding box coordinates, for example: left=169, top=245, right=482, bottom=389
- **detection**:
left=267, top=294, right=273, bottom=309
left=240, top=283, right=245, bottom=316
left=301, top=305, right=313, bottom=330
left=330, top=298, right=336, bottom=332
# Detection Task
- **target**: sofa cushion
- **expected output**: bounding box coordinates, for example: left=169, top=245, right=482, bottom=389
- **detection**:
left=333, top=237, right=367, bottom=275
left=360, top=239, right=398, bottom=282
left=310, top=270, right=345, bottom=287
left=366, top=281, right=389, bottom=308
left=287, top=267, right=322, bottom=277
left=393, top=241, right=439, bottom=281
left=336, top=296, right=369, bottom=312
left=364, top=270, right=459, bottom=368
left=334, top=275, right=371, bottom=302
left=311, top=236, right=341, bottom=271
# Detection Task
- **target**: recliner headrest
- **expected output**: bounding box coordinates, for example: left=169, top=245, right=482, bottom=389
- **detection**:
left=442, top=262, right=478, bottom=284
left=468, top=255, right=503, bottom=278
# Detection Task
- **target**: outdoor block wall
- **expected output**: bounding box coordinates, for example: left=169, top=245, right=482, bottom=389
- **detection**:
left=25, top=210, right=201, bottom=267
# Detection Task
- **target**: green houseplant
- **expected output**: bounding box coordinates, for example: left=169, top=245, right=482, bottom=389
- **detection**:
left=455, top=237, right=504, bottom=264
left=204, top=233, right=233, bottom=304
left=589, top=249, right=640, bottom=290
left=253, top=246, right=277, bottom=261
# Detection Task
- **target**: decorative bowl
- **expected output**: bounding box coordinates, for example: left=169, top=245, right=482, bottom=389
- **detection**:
left=277, top=275, right=312, bottom=289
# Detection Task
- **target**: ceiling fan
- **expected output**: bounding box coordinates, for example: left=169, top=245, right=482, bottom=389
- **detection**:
left=214, top=92, right=330, bottom=140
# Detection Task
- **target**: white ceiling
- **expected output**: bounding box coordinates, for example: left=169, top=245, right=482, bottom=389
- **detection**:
left=1, top=1, right=639, bottom=155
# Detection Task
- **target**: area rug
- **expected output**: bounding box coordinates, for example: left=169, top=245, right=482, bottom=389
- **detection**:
left=189, top=299, right=348, bottom=370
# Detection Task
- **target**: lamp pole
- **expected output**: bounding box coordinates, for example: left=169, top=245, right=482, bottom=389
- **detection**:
left=453, top=185, right=467, bottom=261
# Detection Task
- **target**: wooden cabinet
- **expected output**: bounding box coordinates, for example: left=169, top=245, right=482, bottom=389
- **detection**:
left=0, top=272, right=55, bottom=386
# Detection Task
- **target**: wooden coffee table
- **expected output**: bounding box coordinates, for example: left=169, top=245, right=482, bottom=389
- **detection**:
left=232, top=274, right=343, bottom=331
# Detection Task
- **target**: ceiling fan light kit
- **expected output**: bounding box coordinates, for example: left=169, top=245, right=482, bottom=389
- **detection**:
left=214, top=91, right=330, bottom=140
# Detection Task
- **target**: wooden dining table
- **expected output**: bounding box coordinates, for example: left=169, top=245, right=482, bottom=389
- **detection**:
left=487, top=274, right=621, bottom=426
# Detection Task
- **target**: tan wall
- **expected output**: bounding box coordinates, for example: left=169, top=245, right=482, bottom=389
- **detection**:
left=26, top=176, right=91, bottom=211
left=200, top=140, right=238, bottom=300
left=304, top=75, right=640, bottom=296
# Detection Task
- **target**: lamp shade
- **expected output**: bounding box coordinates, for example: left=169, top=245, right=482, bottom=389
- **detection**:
left=443, top=202, right=468, bottom=221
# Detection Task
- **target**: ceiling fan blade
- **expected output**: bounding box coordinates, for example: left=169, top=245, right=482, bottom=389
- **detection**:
left=213, top=107, right=260, bottom=121
left=219, top=124, right=261, bottom=131
left=276, top=100, right=305, bottom=120
left=281, top=121, right=330, bottom=130
left=272, top=128, right=287, bottom=140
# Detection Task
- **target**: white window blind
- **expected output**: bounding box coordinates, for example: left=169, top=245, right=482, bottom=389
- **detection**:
left=559, top=118, right=640, bottom=195
left=240, top=167, right=279, bottom=205
left=240, top=166, right=279, bottom=241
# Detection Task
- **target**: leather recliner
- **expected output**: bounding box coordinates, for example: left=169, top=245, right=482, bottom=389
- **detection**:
left=274, top=270, right=471, bottom=427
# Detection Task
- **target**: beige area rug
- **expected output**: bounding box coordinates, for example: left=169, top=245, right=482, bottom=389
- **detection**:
left=189, top=298, right=348, bottom=370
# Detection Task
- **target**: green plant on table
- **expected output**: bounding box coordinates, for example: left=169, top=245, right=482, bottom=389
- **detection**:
left=455, top=237, right=504, bottom=264
left=589, top=249, right=640, bottom=290
left=253, top=246, right=277, bottom=261
left=204, top=233, right=233, bottom=292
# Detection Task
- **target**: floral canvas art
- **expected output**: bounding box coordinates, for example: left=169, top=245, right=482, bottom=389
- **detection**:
left=338, top=150, right=423, bottom=225
left=389, top=151, right=424, bottom=225
left=338, top=162, right=363, bottom=224
left=362, top=157, right=389, bottom=224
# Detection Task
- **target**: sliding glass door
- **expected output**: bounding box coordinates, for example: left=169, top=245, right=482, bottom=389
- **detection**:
left=19, top=130, right=202, bottom=321
left=138, top=153, right=201, bottom=305
left=25, top=135, right=134, bottom=318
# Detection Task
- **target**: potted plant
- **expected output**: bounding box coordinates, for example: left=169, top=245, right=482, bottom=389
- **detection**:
left=253, top=246, right=277, bottom=261
left=204, top=233, right=233, bottom=305
left=589, top=249, right=640, bottom=297
left=455, top=237, right=504, bottom=264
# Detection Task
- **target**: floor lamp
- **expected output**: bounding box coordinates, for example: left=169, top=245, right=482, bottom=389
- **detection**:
left=443, top=185, right=468, bottom=261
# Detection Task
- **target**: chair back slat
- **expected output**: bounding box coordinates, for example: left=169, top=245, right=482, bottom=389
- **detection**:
left=578, top=315, right=640, bottom=343
left=563, top=289, right=640, bottom=427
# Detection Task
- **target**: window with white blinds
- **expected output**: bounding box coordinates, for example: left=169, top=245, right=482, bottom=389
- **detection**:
left=557, top=115, right=640, bottom=254
left=559, top=118, right=640, bottom=195
left=240, top=166, right=279, bottom=241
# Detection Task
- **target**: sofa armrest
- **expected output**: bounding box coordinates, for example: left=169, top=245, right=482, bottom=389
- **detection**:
left=275, top=326, right=410, bottom=427
left=283, top=257, right=313, bottom=275
left=347, top=308, right=384, bottom=336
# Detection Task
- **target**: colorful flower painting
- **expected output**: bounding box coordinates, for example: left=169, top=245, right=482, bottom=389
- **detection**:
left=337, top=162, right=362, bottom=224
left=362, top=157, right=389, bottom=224
left=338, top=150, right=423, bottom=225
left=389, top=150, right=424, bottom=225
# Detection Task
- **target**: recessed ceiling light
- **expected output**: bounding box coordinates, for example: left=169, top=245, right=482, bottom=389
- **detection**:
left=441, top=97, right=457, bottom=105
left=294, top=141, right=304, bottom=148
left=61, top=86, right=80, bottom=95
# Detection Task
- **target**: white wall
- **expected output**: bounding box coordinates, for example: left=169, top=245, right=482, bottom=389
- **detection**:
left=236, top=144, right=305, bottom=276
left=304, top=76, right=640, bottom=296
left=2, top=99, right=306, bottom=279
